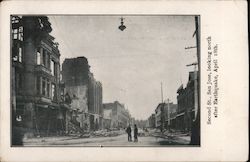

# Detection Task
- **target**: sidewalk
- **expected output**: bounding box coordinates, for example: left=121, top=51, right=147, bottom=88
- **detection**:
left=23, top=130, right=126, bottom=145
left=23, top=134, right=128, bottom=146
left=151, top=131, right=191, bottom=145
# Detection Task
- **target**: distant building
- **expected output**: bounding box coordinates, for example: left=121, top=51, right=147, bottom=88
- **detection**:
left=103, top=101, right=131, bottom=129
left=155, top=103, right=165, bottom=131
left=147, top=114, right=156, bottom=128
left=11, top=16, right=67, bottom=139
left=155, top=101, right=177, bottom=131
left=131, top=117, right=136, bottom=126
left=88, top=73, right=103, bottom=130
left=163, top=101, right=177, bottom=130
left=135, top=119, right=147, bottom=128
left=176, top=71, right=198, bottom=133
left=103, top=108, right=112, bottom=129
left=61, top=57, right=103, bottom=131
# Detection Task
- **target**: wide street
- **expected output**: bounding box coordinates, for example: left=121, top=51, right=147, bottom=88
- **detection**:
left=23, top=133, right=190, bottom=146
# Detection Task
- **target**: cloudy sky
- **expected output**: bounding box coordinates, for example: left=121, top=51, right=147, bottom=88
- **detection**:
left=49, top=15, right=197, bottom=120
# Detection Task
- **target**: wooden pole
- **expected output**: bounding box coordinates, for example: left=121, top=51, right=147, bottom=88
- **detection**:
left=190, top=16, right=200, bottom=145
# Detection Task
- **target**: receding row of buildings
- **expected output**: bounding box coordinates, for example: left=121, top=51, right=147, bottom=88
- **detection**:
left=103, top=101, right=131, bottom=130
left=11, top=16, right=132, bottom=142
left=147, top=71, right=198, bottom=133
left=153, top=101, right=177, bottom=131
left=62, top=58, right=132, bottom=132
left=176, top=71, right=199, bottom=132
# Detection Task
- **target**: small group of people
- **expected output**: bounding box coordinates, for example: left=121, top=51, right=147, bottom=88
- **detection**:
left=126, top=124, right=138, bottom=142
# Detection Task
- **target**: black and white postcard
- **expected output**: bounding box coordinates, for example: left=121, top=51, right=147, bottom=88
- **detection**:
left=0, top=0, right=248, bottom=162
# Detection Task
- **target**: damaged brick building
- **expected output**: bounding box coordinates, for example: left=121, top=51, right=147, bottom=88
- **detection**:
left=11, top=16, right=69, bottom=141
left=61, top=57, right=103, bottom=132
left=176, top=71, right=199, bottom=133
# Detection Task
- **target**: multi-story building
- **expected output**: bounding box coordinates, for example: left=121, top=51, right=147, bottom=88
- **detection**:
left=88, top=73, right=103, bottom=130
left=61, top=57, right=103, bottom=131
left=61, top=57, right=90, bottom=131
left=176, top=71, right=198, bottom=133
left=103, top=101, right=131, bottom=129
left=11, top=16, right=66, bottom=139
left=103, top=108, right=112, bottom=129
left=155, top=101, right=177, bottom=131
left=134, top=119, right=147, bottom=128
left=163, top=101, right=177, bottom=130
left=155, top=103, right=165, bottom=131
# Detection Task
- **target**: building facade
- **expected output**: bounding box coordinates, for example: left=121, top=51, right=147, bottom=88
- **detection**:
left=61, top=57, right=90, bottom=132
left=88, top=73, right=103, bottom=130
left=147, top=113, right=156, bottom=128
left=11, top=16, right=67, bottom=140
left=155, top=103, right=165, bottom=131
left=155, top=102, right=177, bottom=131
left=61, top=57, right=103, bottom=132
left=176, top=71, right=198, bottom=133
left=163, top=101, right=177, bottom=130
left=103, top=108, right=112, bottom=129
left=103, top=101, right=131, bottom=129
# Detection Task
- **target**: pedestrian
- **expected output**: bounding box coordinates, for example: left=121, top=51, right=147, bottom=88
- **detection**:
left=134, top=124, right=138, bottom=142
left=126, top=125, right=132, bottom=142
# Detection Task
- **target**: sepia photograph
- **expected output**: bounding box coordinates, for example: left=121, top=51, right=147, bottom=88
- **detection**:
left=11, top=15, right=201, bottom=147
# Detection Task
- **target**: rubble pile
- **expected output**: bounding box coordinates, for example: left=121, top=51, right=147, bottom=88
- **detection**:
left=67, top=122, right=125, bottom=138
left=90, top=130, right=124, bottom=138
left=68, top=121, right=84, bottom=135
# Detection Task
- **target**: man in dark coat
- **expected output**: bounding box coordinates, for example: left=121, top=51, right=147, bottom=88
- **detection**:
left=134, top=124, right=138, bottom=142
left=126, top=125, right=132, bottom=141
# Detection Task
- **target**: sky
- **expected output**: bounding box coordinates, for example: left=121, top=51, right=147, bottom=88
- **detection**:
left=48, top=15, right=197, bottom=120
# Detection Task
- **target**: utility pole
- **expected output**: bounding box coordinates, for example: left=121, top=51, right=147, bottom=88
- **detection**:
left=161, top=82, right=163, bottom=103
left=167, top=98, right=170, bottom=130
left=160, top=82, right=164, bottom=132
left=190, top=16, right=200, bottom=145
left=186, top=62, right=198, bottom=122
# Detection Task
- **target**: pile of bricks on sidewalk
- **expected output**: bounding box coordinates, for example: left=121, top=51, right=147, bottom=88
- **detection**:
left=90, top=130, right=124, bottom=137
left=68, top=122, right=124, bottom=138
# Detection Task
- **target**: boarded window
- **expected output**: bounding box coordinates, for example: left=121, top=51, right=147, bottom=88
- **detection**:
left=54, top=62, right=57, bottom=77
left=47, top=80, right=50, bottom=97
left=42, top=78, right=46, bottom=96
left=42, top=50, right=46, bottom=66
left=36, top=76, right=40, bottom=95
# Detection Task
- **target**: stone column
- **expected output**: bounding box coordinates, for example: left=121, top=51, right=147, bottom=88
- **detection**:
left=48, top=81, right=51, bottom=98
left=48, top=54, right=50, bottom=70
left=44, top=51, right=47, bottom=68
left=22, top=17, right=38, bottom=132
left=39, top=47, right=43, bottom=65
left=22, top=17, right=37, bottom=97
left=40, top=77, right=42, bottom=95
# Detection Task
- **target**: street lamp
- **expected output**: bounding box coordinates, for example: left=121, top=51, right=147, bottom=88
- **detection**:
left=118, top=17, right=126, bottom=31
